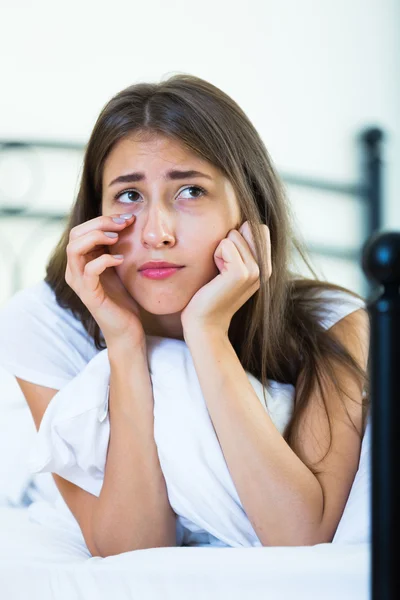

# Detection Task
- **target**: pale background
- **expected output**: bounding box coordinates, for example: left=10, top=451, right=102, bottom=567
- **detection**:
left=0, top=0, right=399, bottom=304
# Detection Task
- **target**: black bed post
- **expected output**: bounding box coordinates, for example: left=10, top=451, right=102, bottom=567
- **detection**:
left=361, top=127, right=384, bottom=236
left=362, top=231, right=400, bottom=599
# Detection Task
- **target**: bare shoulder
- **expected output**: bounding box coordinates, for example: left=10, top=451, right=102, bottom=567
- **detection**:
left=328, top=307, right=370, bottom=367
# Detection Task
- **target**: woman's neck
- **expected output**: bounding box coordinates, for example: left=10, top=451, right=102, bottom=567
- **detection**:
left=139, top=308, right=185, bottom=341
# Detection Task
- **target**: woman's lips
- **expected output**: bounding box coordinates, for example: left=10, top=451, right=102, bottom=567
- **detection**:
left=139, top=267, right=184, bottom=280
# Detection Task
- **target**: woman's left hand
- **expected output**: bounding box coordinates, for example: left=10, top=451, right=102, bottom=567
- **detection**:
left=181, top=221, right=272, bottom=336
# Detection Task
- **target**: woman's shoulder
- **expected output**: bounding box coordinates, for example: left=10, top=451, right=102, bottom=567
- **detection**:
left=1, top=279, right=87, bottom=337
left=310, top=286, right=366, bottom=332
left=0, top=280, right=99, bottom=388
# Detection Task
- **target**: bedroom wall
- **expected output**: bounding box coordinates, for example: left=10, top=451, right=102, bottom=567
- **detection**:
left=0, top=0, right=398, bottom=299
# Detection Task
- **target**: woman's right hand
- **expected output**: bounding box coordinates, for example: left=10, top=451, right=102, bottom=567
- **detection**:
left=65, top=213, right=145, bottom=348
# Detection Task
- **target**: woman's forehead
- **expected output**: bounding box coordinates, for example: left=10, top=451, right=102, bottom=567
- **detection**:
left=102, top=136, right=224, bottom=188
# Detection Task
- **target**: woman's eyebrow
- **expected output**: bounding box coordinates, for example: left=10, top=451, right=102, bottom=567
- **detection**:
left=108, top=169, right=213, bottom=187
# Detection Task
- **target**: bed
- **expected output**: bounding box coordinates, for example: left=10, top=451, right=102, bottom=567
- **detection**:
left=0, top=129, right=385, bottom=599
left=0, top=503, right=369, bottom=600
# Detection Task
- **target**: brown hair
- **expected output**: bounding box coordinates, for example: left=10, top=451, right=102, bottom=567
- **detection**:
left=45, top=73, right=369, bottom=476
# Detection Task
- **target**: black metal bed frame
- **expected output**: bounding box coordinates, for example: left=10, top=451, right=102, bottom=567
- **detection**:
left=0, top=128, right=391, bottom=597
left=362, top=231, right=400, bottom=599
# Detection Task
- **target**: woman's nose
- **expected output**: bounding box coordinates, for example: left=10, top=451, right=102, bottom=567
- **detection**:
left=140, top=206, right=176, bottom=248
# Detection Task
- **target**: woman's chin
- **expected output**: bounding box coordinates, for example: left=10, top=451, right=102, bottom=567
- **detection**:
left=134, top=296, right=187, bottom=316
left=145, top=305, right=183, bottom=316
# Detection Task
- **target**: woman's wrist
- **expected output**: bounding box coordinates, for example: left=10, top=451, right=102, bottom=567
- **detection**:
left=106, top=332, right=147, bottom=362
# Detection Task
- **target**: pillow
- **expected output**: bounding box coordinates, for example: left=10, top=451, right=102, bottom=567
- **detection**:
left=27, top=338, right=372, bottom=547
left=332, top=413, right=371, bottom=544
left=0, top=346, right=372, bottom=545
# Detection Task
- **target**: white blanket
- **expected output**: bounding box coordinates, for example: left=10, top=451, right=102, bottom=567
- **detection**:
left=0, top=505, right=370, bottom=600
left=28, top=335, right=296, bottom=548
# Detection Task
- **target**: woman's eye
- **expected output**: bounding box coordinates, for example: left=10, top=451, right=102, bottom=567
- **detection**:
left=114, top=185, right=206, bottom=204
left=178, top=185, right=206, bottom=200
left=114, top=190, right=141, bottom=204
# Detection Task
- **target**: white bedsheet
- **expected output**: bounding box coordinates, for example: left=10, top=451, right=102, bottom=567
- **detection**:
left=0, top=506, right=370, bottom=600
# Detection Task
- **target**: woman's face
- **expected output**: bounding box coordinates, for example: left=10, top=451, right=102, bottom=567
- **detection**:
left=101, top=132, right=242, bottom=339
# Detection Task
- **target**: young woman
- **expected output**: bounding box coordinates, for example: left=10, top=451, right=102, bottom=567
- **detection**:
left=0, top=73, right=369, bottom=557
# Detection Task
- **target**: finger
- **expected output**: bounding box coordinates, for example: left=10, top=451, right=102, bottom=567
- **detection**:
left=227, top=229, right=259, bottom=276
left=69, top=213, right=135, bottom=241
left=238, top=223, right=271, bottom=276
left=238, top=221, right=259, bottom=257
left=66, top=229, right=122, bottom=277
left=214, top=238, right=244, bottom=275
left=81, top=253, right=124, bottom=296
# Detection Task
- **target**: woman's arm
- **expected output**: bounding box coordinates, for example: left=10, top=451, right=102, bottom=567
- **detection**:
left=92, top=336, right=177, bottom=556
left=17, top=335, right=175, bottom=557
left=16, top=378, right=103, bottom=557
left=183, top=308, right=369, bottom=547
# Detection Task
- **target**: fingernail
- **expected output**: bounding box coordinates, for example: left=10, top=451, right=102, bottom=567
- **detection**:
left=112, top=217, right=126, bottom=224
left=120, top=213, right=133, bottom=219
left=104, top=232, right=118, bottom=238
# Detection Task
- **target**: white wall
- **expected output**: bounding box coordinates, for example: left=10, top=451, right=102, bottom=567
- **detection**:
left=0, top=0, right=399, bottom=298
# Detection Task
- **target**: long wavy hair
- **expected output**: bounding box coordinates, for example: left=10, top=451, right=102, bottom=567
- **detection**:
left=45, top=73, right=370, bottom=477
